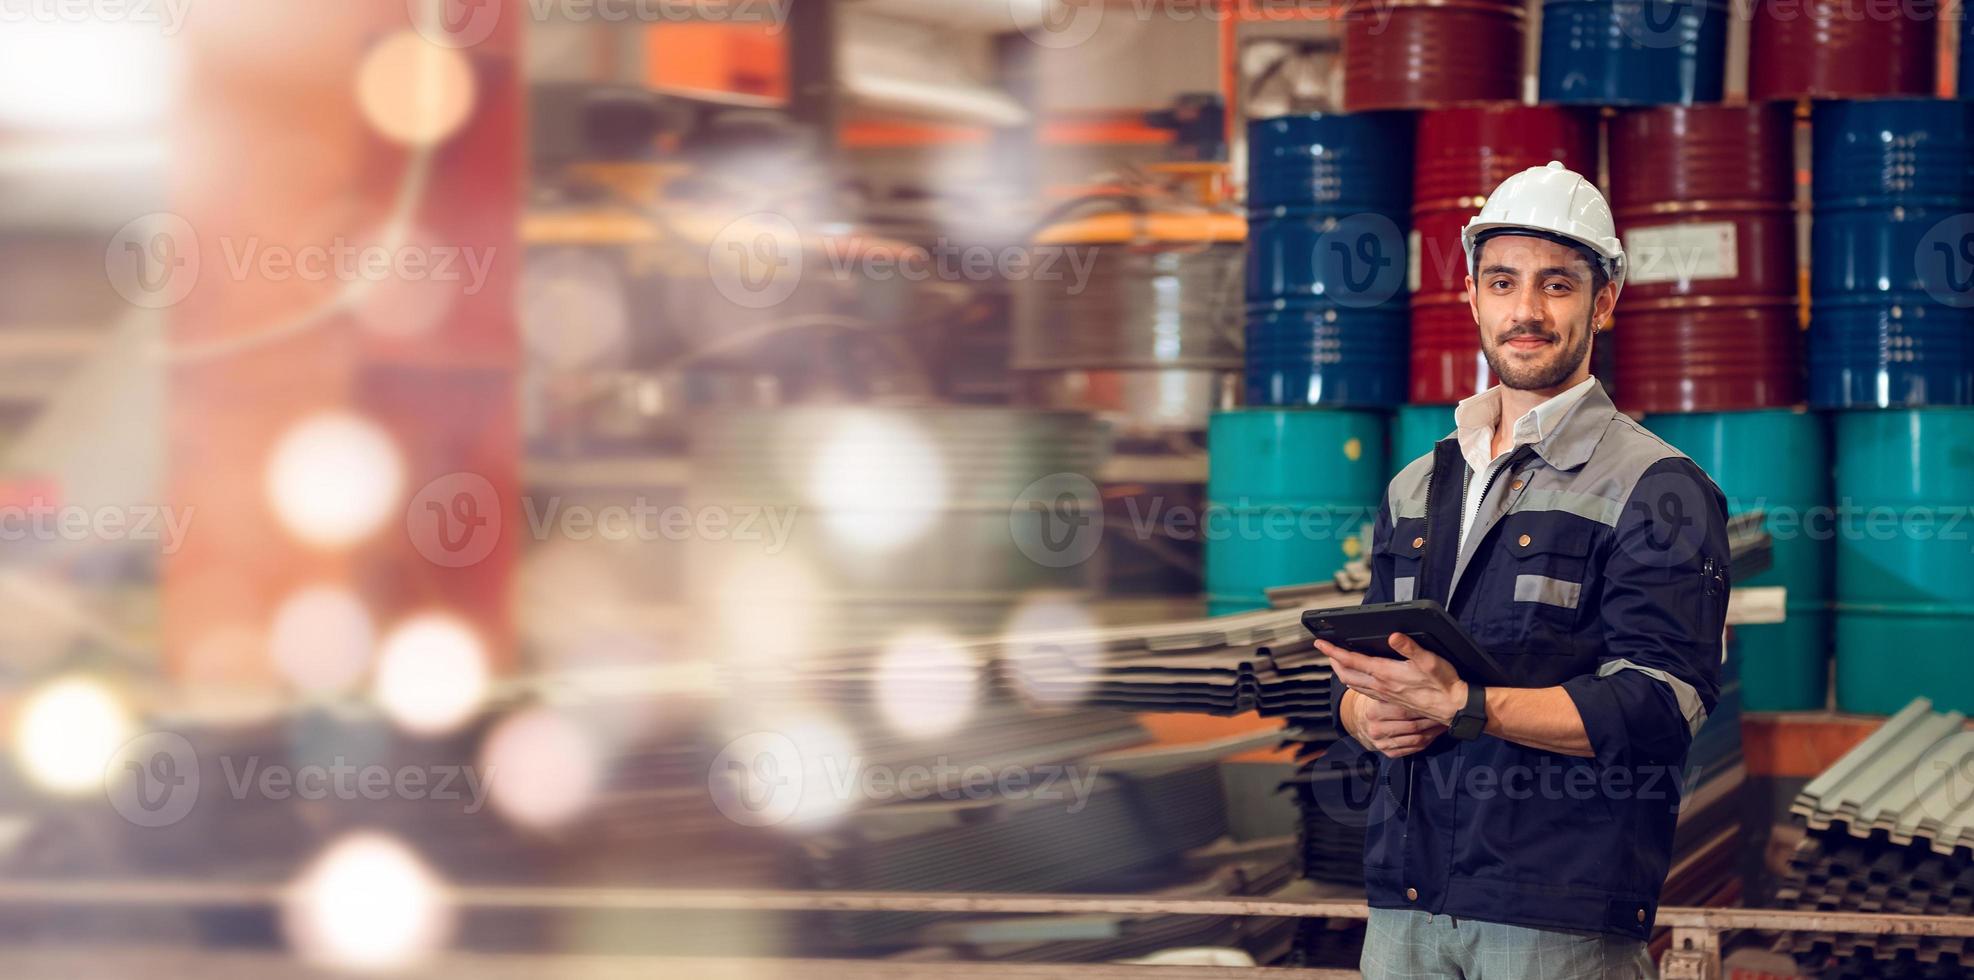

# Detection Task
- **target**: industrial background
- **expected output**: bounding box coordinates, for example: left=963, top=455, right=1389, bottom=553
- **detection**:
left=1, top=0, right=1972, bottom=977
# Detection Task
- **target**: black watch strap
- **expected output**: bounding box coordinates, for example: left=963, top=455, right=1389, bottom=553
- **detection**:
left=1450, top=683, right=1488, bottom=741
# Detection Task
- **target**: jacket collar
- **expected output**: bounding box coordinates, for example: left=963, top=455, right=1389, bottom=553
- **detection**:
left=1529, top=377, right=1617, bottom=471
left=1448, top=376, right=1616, bottom=473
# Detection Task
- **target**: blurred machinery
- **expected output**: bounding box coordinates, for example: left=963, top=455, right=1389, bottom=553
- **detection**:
left=1013, top=168, right=1244, bottom=445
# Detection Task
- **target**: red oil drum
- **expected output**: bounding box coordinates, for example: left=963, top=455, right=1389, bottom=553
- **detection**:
left=1747, top=0, right=1934, bottom=101
left=1609, top=104, right=1801, bottom=413
left=1410, top=104, right=1596, bottom=403
left=1343, top=1, right=1524, bottom=111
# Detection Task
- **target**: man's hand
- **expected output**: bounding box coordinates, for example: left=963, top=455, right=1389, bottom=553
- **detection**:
left=1348, top=691, right=1448, bottom=758
left=1318, top=632, right=1468, bottom=727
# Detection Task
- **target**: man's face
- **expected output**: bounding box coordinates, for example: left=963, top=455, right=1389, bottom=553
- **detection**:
left=1466, top=234, right=1619, bottom=391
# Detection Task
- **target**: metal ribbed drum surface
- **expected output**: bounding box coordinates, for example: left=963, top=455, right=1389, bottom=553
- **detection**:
left=1014, top=241, right=1243, bottom=370
left=1206, top=409, right=1388, bottom=612
left=1610, top=104, right=1800, bottom=412
left=1832, top=408, right=1974, bottom=714
left=1646, top=409, right=1831, bottom=710
left=1342, top=1, right=1523, bottom=111
left=1538, top=0, right=1728, bottom=106
left=1749, top=0, right=1935, bottom=102
left=1809, top=100, right=1974, bottom=409
left=1247, top=113, right=1413, bottom=213
left=1245, top=305, right=1410, bottom=408
left=1411, top=104, right=1594, bottom=403
left=1247, top=113, right=1412, bottom=409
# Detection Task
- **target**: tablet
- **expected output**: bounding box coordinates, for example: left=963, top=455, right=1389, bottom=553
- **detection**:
left=1301, top=599, right=1514, bottom=687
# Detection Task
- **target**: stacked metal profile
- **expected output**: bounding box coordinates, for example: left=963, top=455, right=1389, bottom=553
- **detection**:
left=1245, top=113, right=1411, bottom=409
left=806, top=758, right=1231, bottom=947
left=1777, top=698, right=1974, bottom=975
left=746, top=603, right=1342, bottom=722
left=1776, top=836, right=1974, bottom=976
left=1539, top=0, right=1727, bottom=105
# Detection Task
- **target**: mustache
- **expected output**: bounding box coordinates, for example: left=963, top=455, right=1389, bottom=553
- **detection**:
left=1496, top=325, right=1558, bottom=343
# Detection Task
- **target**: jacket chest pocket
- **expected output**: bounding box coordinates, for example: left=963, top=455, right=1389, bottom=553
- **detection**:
left=1381, top=520, right=1426, bottom=602
left=1487, top=522, right=1594, bottom=656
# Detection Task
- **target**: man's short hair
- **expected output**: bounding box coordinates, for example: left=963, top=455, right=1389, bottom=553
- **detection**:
left=1474, top=227, right=1611, bottom=296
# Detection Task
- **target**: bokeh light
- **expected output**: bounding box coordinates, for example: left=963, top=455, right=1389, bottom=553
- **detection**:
left=874, top=628, right=979, bottom=738
left=481, top=707, right=604, bottom=830
left=12, top=676, right=132, bottom=795
left=806, top=413, right=949, bottom=553
left=283, top=833, right=453, bottom=973
left=264, top=412, right=406, bottom=549
left=372, top=613, right=490, bottom=736
left=354, top=31, right=477, bottom=147
left=998, top=596, right=1100, bottom=709
left=269, top=586, right=377, bottom=695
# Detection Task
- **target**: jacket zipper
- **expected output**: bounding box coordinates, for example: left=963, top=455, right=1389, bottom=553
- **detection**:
left=1399, top=441, right=1532, bottom=902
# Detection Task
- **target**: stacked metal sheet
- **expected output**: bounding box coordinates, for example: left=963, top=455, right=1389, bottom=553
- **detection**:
left=1775, top=697, right=1974, bottom=977
left=734, top=603, right=1343, bottom=724
left=1790, top=698, right=1974, bottom=856
left=1776, top=835, right=1974, bottom=975
left=803, top=760, right=1232, bottom=947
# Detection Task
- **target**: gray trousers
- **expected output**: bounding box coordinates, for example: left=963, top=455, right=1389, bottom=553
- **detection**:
left=1360, top=908, right=1657, bottom=980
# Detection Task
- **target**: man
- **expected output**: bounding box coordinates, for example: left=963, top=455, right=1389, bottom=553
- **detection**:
left=1315, top=162, right=1730, bottom=979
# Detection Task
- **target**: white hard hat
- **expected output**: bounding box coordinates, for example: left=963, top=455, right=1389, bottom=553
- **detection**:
left=1461, top=160, right=1626, bottom=295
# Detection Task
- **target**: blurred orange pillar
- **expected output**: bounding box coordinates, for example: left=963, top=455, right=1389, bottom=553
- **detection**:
left=163, top=3, right=521, bottom=690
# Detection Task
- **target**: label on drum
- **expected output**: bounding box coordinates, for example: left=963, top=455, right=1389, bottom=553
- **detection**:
left=1726, top=585, right=1786, bottom=626
left=1624, top=222, right=1738, bottom=285
left=1407, top=229, right=1422, bottom=293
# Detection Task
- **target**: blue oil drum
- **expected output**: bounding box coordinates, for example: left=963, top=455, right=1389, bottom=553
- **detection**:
left=1246, top=113, right=1413, bottom=213
left=1646, top=409, right=1833, bottom=710
left=1537, top=0, right=1728, bottom=106
left=1832, top=407, right=1974, bottom=714
left=1247, top=113, right=1412, bottom=409
left=1206, top=409, right=1389, bottom=613
left=1244, top=304, right=1410, bottom=409
left=1810, top=99, right=1974, bottom=408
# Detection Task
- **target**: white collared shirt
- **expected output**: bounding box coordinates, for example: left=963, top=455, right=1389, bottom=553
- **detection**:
left=1451, top=375, right=1598, bottom=550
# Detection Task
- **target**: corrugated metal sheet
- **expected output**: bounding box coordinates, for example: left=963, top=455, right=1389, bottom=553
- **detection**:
left=1791, top=698, right=1974, bottom=856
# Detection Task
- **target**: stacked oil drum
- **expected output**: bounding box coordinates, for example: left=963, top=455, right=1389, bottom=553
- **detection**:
left=1539, top=0, right=1727, bottom=105
left=1805, top=100, right=1974, bottom=714
left=1209, top=114, right=1409, bottom=614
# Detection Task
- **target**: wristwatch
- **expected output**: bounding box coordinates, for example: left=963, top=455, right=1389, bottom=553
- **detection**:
left=1449, top=683, right=1488, bottom=741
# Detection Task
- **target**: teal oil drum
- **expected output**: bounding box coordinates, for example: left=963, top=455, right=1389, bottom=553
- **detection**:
left=1205, top=409, right=1389, bottom=614
left=1832, top=408, right=1974, bottom=713
left=1392, top=404, right=1457, bottom=475
left=1646, top=409, right=1833, bottom=710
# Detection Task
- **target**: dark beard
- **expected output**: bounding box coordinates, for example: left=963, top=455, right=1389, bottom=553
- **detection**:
left=1482, top=314, right=1594, bottom=391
